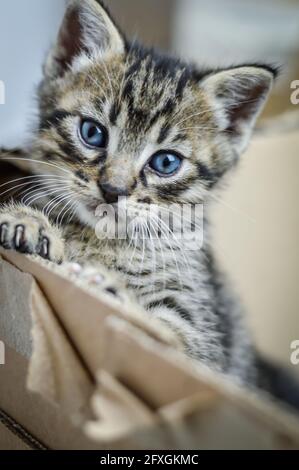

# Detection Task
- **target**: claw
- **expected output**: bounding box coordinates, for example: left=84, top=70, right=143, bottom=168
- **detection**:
left=14, top=225, right=25, bottom=248
left=40, top=237, right=49, bottom=259
left=0, top=223, right=9, bottom=245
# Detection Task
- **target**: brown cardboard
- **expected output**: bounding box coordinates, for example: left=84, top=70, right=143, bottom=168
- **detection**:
left=1, top=249, right=299, bottom=449
left=0, top=423, right=32, bottom=451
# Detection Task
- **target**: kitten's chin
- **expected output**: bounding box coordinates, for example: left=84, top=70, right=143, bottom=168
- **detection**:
left=76, top=202, right=98, bottom=229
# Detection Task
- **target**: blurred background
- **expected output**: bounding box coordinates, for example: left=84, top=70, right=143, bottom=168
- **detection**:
left=0, top=0, right=298, bottom=372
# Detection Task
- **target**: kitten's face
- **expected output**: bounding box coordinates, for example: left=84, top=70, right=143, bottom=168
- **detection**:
left=32, top=0, right=275, bottom=230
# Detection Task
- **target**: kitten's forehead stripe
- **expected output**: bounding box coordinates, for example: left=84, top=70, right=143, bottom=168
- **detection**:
left=40, top=109, right=74, bottom=131
left=173, top=133, right=188, bottom=142
left=109, top=102, right=120, bottom=125
left=157, top=125, right=171, bottom=145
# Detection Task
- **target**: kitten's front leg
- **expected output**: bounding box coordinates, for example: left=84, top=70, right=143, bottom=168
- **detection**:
left=61, top=262, right=135, bottom=305
left=148, top=305, right=217, bottom=365
left=0, top=203, right=65, bottom=263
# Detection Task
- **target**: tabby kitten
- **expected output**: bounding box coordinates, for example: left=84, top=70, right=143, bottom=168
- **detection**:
left=0, top=0, right=277, bottom=389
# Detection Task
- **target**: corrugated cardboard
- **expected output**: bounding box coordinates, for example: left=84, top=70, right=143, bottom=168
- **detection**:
left=0, top=249, right=299, bottom=450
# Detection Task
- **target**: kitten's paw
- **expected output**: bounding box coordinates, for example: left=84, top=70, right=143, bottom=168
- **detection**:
left=63, top=263, right=128, bottom=301
left=0, top=204, right=64, bottom=263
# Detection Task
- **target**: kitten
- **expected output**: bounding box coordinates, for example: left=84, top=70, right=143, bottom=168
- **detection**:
left=0, top=0, right=285, bottom=394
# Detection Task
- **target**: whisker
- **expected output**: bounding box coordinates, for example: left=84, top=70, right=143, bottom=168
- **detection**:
left=64, top=200, right=79, bottom=226
left=24, top=187, right=70, bottom=207
left=45, top=192, right=72, bottom=219
left=138, top=221, right=146, bottom=276
left=0, top=178, right=68, bottom=200
left=56, top=196, right=75, bottom=226
left=0, top=174, right=68, bottom=190
left=148, top=218, right=167, bottom=290
left=175, top=109, right=211, bottom=128
left=20, top=182, right=70, bottom=205
left=100, top=58, right=114, bottom=100
left=151, top=215, right=184, bottom=288
left=1, top=157, right=73, bottom=176
left=179, top=126, right=219, bottom=133
left=151, top=212, right=194, bottom=287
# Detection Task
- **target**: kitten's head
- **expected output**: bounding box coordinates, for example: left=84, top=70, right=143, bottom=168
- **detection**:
left=33, top=0, right=277, bottom=229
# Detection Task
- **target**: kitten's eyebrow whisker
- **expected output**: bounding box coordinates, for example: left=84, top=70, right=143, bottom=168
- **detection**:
left=88, top=76, right=110, bottom=103
left=179, top=126, right=219, bottom=133
left=100, top=58, right=114, bottom=101
left=175, top=109, right=211, bottom=128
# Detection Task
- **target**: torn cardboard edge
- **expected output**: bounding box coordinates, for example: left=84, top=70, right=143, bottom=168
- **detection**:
left=1, top=248, right=299, bottom=449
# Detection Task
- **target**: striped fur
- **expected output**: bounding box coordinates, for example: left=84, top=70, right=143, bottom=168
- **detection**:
left=0, top=0, right=277, bottom=388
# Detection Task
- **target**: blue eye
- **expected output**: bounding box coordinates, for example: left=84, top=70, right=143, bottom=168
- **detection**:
left=149, top=152, right=182, bottom=176
left=80, top=120, right=107, bottom=148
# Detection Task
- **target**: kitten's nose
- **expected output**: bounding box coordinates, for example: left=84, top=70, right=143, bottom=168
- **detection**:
left=99, top=182, right=129, bottom=204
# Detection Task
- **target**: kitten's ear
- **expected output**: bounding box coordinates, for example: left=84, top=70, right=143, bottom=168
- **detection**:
left=44, top=0, right=125, bottom=78
left=200, top=66, right=277, bottom=153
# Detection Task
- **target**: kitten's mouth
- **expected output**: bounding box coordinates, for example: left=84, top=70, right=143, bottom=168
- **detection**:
left=85, top=200, right=102, bottom=212
left=76, top=197, right=125, bottom=229
left=86, top=199, right=121, bottom=215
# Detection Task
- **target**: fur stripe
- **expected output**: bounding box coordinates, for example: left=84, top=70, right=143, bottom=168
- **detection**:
left=147, top=297, right=195, bottom=325
left=40, top=110, right=74, bottom=131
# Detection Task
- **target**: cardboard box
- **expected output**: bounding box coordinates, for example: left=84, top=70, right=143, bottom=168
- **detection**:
left=0, top=249, right=299, bottom=450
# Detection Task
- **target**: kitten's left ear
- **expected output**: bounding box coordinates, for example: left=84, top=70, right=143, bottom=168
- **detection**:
left=200, top=65, right=277, bottom=153
left=44, top=0, right=125, bottom=78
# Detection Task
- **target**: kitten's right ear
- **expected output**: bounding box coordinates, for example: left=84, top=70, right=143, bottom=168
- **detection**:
left=199, top=65, right=277, bottom=154
left=44, top=0, right=125, bottom=78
